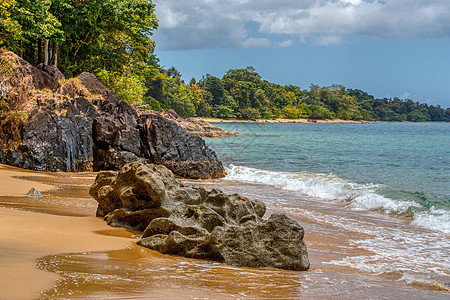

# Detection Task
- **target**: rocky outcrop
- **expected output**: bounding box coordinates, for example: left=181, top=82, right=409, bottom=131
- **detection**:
left=90, top=161, right=310, bottom=271
left=152, top=109, right=234, bottom=138
left=92, top=108, right=225, bottom=178
left=0, top=50, right=225, bottom=178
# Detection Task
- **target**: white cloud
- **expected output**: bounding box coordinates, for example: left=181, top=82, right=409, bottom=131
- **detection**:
left=157, top=6, right=188, bottom=29
left=153, top=0, right=450, bottom=50
left=279, top=39, right=294, bottom=47
left=242, top=37, right=272, bottom=48
left=314, top=35, right=344, bottom=46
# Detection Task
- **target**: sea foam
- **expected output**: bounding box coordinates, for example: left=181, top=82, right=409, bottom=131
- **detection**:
left=223, top=164, right=449, bottom=234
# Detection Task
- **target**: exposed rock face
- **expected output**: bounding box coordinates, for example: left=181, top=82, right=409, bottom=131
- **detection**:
left=90, top=161, right=310, bottom=271
left=92, top=109, right=225, bottom=178
left=153, top=109, right=234, bottom=138
left=0, top=50, right=225, bottom=178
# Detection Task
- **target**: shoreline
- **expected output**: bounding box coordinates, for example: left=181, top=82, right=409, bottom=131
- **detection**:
left=195, top=117, right=378, bottom=124
left=0, top=164, right=447, bottom=298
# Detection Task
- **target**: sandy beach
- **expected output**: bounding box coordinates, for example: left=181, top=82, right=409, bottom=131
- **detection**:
left=196, top=117, right=370, bottom=124
left=0, top=164, right=447, bottom=299
left=0, top=165, right=134, bottom=300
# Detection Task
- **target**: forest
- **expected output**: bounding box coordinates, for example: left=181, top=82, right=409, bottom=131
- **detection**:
left=1, top=0, right=449, bottom=122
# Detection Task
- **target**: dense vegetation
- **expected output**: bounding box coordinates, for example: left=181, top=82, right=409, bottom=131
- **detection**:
left=140, top=66, right=450, bottom=122
left=1, top=0, right=157, bottom=105
left=1, top=1, right=448, bottom=121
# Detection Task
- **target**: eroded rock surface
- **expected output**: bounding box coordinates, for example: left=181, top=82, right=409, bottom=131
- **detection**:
left=151, top=109, right=234, bottom=138
left=0, top=50, right=224, bottom=178
left=90, top=161, right=310, bottom=271
left=92, top=109, right=225, bottom=178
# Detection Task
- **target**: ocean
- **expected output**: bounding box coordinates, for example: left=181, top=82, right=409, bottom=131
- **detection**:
left=3, top=122, right=448, bottom=298
left=205, top=122, right=450, bottom=290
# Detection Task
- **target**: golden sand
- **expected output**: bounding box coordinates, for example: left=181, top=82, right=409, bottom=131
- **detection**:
left=0, top=164, right=54, bottom=196
left=195, top=117, right=368, bottom=124
left=0, top=164, right=133, bottom=300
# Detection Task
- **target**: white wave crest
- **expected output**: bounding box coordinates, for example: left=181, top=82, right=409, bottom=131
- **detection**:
left=224, top=165, right=415, bottom=212
left=412, top=207, right=450, bottom=234
left=223, top=165, right=449, bottom=234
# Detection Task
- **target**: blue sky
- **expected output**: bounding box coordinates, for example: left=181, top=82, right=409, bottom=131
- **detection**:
left=153, top=0, right=450, bottom=108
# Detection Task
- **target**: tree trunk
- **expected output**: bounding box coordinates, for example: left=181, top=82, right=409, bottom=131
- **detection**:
left=38, top=38, right=42, bottom=64
left=52, top=42, right=58, bottom=68
left=43, top=39, right=49, bottom=65
left=49, top=43, right=53, bottom=65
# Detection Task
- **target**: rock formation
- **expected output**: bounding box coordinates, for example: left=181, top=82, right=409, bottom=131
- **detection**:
left=26, top=188, right=42, bottom=197
left=90, top=161, right=310, bottom=271
left=0, top=50, right=224, bottom=178
left=154, top=109, right=234, bottom=138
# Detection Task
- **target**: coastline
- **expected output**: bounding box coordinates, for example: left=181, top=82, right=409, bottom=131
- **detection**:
left=195, top=117, right=377, bottom=124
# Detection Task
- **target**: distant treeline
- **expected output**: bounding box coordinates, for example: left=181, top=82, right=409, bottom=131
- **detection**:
left=1, top=1, right=448, bottom=122
left=141, top=66, right=450, bottom=122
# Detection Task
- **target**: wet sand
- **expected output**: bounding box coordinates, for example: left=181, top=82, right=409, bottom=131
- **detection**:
left=0, top=164, right=54, bottom=196
left=0, top=165, right=134, bottom=300
left=0, top=164, right=447, bottom=299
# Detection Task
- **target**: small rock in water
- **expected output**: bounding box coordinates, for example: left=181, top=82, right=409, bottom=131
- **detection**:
left=26, top=188, right=43, bottom=197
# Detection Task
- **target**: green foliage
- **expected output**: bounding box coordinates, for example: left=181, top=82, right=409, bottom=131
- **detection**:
left=96, top=68, right=146, bottom=106
left=309, top=105, right=335, bottom=119
left=238, top=107, right=261, bottom=120
left=1, top=0, right=157, bottom=75
left=200, top=74, right=227, bottom=106
left=1, top=0, right=63, bottom=54
left=142, top=96, right=162, bottom=111
left=407, top=109, right=430, bottom=122
left=2, top=0, right=448, bottom=123
left=141, top=65, right=449, bottom=122
left=282, top=105, right=303, bottom=119
left=172, top=96, right=195, bottom=118
left=212, top=105, right=235, bottom=118
left=0, top=0, right=21, bottom=46
left=54, top=0, right=158, bottom=76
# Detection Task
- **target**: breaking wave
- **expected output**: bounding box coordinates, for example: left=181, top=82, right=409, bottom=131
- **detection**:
left=223, top=165, right=449, bottom=234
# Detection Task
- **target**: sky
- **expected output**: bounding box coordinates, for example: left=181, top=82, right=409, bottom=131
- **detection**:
left=152, top=0, right=450, bottom=108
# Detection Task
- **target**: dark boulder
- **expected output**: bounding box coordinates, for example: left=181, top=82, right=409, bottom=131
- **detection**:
left=77, top=72, right=109, bottom=96
left=91, top=108, right=225, bottom=179
left=0, top=50, right=225, bottom=178
left=90, top=161, right=310, bottom=271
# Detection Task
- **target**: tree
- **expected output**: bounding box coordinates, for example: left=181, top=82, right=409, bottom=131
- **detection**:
left=96, top=67, right=146, bottom=106
left=1, top=0, right=63, bottom=63
left=0, top=0, right=21, bottom=48
left=54, top=0, right=158, bottom=76
left=212, top=105, right=235, bottom=118
left=200, top=74, right=226, bottom=106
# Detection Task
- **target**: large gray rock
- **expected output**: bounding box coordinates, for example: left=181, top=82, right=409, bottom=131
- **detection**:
left=0, top=51, right=225, bottom=178
left=90, top=161, right=310, bottom=271
left=92, top=111, right=225, bottom=178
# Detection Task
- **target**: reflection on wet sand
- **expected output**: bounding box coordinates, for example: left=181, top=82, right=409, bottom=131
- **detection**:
left=0, top=165, right=448, bottom=299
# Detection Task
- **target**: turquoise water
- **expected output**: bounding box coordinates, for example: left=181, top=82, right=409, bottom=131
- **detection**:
left=204, top=122, right=450, bottom=290
left=205, top=122, right=450, bottom=232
